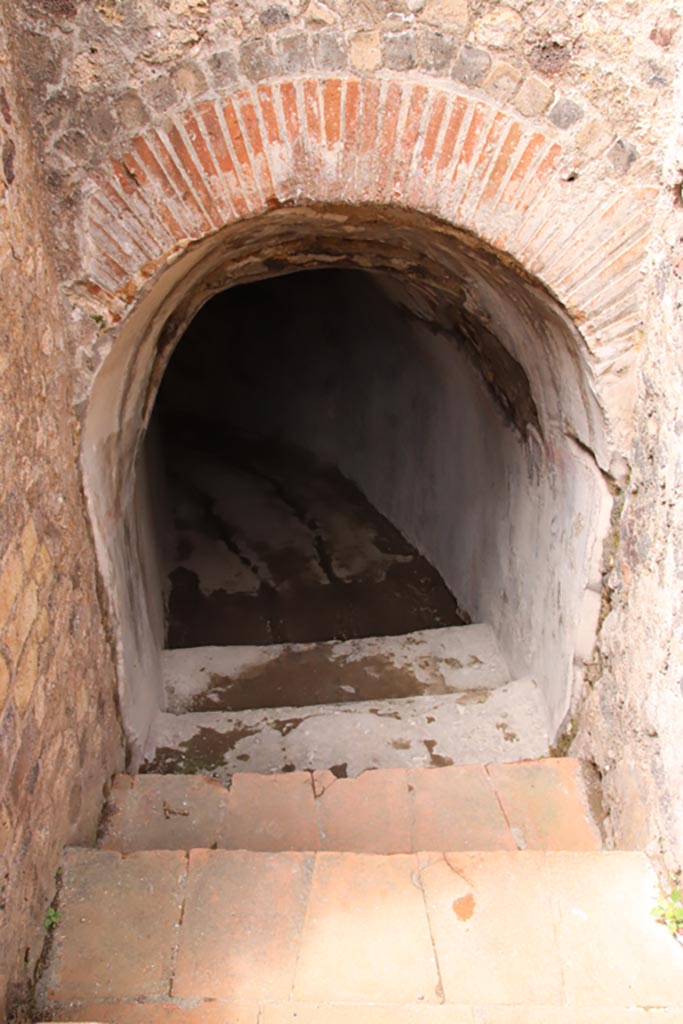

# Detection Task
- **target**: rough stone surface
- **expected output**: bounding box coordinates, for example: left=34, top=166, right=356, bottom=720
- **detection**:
left=420, top=29, right=457, bottom=74
left=473, top=7, right=524, bottom=50
left=548, top=97, right=584, bottom=130
left=0, top=3, right=122, bottom=1014
left=485, top=60, right=522, bottom=101
left=383, top=30, right=418, bottom=71
left=349, top=30, right=381, bottom=71
left=574, top=78, right=683, bottom=874
left=514, top=74, right=554, bottom=116
left=452, top=44, right=491, bottom=85
left=422, top=0, right=468, bottom=31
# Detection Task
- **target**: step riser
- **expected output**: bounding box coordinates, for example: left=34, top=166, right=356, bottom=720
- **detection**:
left=144, top=678, right=549, bottom=778
left=100, top=759, right=602, bottom=854
left=163, top=624, right=510, bottom=713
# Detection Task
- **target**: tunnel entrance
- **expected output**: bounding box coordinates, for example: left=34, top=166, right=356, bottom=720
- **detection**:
left=82, top=205, right=613, bottom=771
left=157, top=271, right=465, bottom=653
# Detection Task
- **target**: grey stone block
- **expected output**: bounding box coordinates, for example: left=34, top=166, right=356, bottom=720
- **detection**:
left=208, top=51, right=238, bottom=89
left=548, top=98, right=584, bottom=130
left=382, top=29, right=418, bottom=71
left=420, top=29, right=456, bottom=75
left=313, top=29, right=347, bottom=71
left=608, top=138, right=638, bottom=175
left=452, top=45, right=491, bottom=86
left=240, top=38, right=279, bottom=81
left=143, top=75, right=179, bottom=114
left=279, top=33, right=312, bottom=74
left=259, top=5, right=291, bottom=27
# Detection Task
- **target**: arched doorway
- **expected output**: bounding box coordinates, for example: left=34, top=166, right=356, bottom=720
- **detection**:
left=81, top=204, right=612, bottom=767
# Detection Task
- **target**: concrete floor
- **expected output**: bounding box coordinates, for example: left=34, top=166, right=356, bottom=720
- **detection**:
left=163, top=425, right=464, bottom=649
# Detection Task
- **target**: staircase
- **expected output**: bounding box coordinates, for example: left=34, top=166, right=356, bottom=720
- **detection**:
left=36, top=757, right=683, bottom=1022
left=143, top=625, right=549, bottom=778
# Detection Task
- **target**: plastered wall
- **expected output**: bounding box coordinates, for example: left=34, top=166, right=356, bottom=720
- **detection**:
left=160, top=269, right=611, bottom=734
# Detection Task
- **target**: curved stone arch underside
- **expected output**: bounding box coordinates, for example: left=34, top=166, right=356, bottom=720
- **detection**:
left=78, top=73, right=654, bottom=762
left=81, top=73, right=656, bottom=454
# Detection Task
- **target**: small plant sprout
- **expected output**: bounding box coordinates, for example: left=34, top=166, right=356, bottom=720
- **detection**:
left=651, top=882, right=683, bottom=940
left=44, top=905, right=61, bottom=931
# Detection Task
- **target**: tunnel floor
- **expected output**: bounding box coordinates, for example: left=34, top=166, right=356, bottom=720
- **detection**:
left=163, top=420, right=465, bottom=650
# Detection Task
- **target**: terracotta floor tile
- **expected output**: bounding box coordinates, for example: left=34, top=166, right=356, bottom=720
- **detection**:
left=220, top=772, right=319, bottom=851
left=315, top=768, right=412, bottom=853
left=45, top=849, right=187, bottom=1002
left=261, top=1004, right=475, bottom=1022
left=294, top=852, right=440, bottom=1003
left=410, top=765, right=515, bottom=851
left=417, top=851, right=564, bottom=1005
left=173, top=850, right=313, bottom=1001
left=545, top=851, right=683, bottom=1007
left=44, top=1002, right=257, bottom=1022
left=486, top=759, right=602, bottom=850
left=100, top=774, right=230, bottom=852
left=477, top=1009, right=683, bottom=1022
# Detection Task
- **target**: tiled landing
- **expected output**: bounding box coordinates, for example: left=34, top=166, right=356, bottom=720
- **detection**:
left=41, top=848, right=683, bottom=1021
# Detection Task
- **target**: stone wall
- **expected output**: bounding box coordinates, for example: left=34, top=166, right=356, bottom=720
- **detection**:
left=0, top=5, right=123, bottom=1014
left=0, top=6, right=680, bottom=1003
left=575, top=72, right=683, bottom=872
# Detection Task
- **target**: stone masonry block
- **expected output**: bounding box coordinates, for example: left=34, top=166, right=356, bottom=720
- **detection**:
left=576, top=117, right=614, bottom=158
left=278, top=33, right=311, bottom=74
left=474, top=6, right=524, bottom=49
left=422, top=0, right=468, bottom=31
left=19, top=520, right=38, bottom=569
left=349, top=30, right=381, bottom=72
left=0, top=546, right=22, bottom=627
left=207, top=51, right=238, bottom=89
left=0, top=655, right=9, bottom=711
left=609, top=138, right=638, bottom=174
left=312, top=29, right=347, bottom=71
left=172, top=61, right=208, bottom=99
left=548, top=97, right=584, bottom=130
left=382, top=30, right=418, bottom=71
left=420, top=29, right=457, bottom=74
left=142, top=75, right=179, bottom=113
left=240, top=38, right=279, bottom=81
left=452, top=44, right=491, bottom=86
left=12, top=642, right=38, bottom=715
left=259, top=5, right=291, bottom=28
left=113, top=91, right=148, bottom=132
left=485, top=60, right=522, bottom=100
left=514, top=75, right=554, bottom=117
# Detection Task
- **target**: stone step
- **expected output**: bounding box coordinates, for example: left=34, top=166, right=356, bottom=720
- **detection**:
left=36, top=1008, right=683, bottom=1024
left=39, top=848, right=683, bottom=1020
left=143, top=677, right=548, bottom=778
left=163, top=623, right=510, bottom=713
left=99, top=758, right=603, bottom=855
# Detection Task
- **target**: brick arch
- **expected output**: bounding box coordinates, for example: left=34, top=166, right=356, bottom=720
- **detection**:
left=78, top=72, right=650, bottom=762
left=82, top=73, right=656, bottom=451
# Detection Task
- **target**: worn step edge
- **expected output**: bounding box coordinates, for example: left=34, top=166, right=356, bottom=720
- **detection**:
left=163, top=623, right=510, bottom=714
left=98, top=757, right=603, bottom=854
left=144, top=678, right=549, bottom=778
